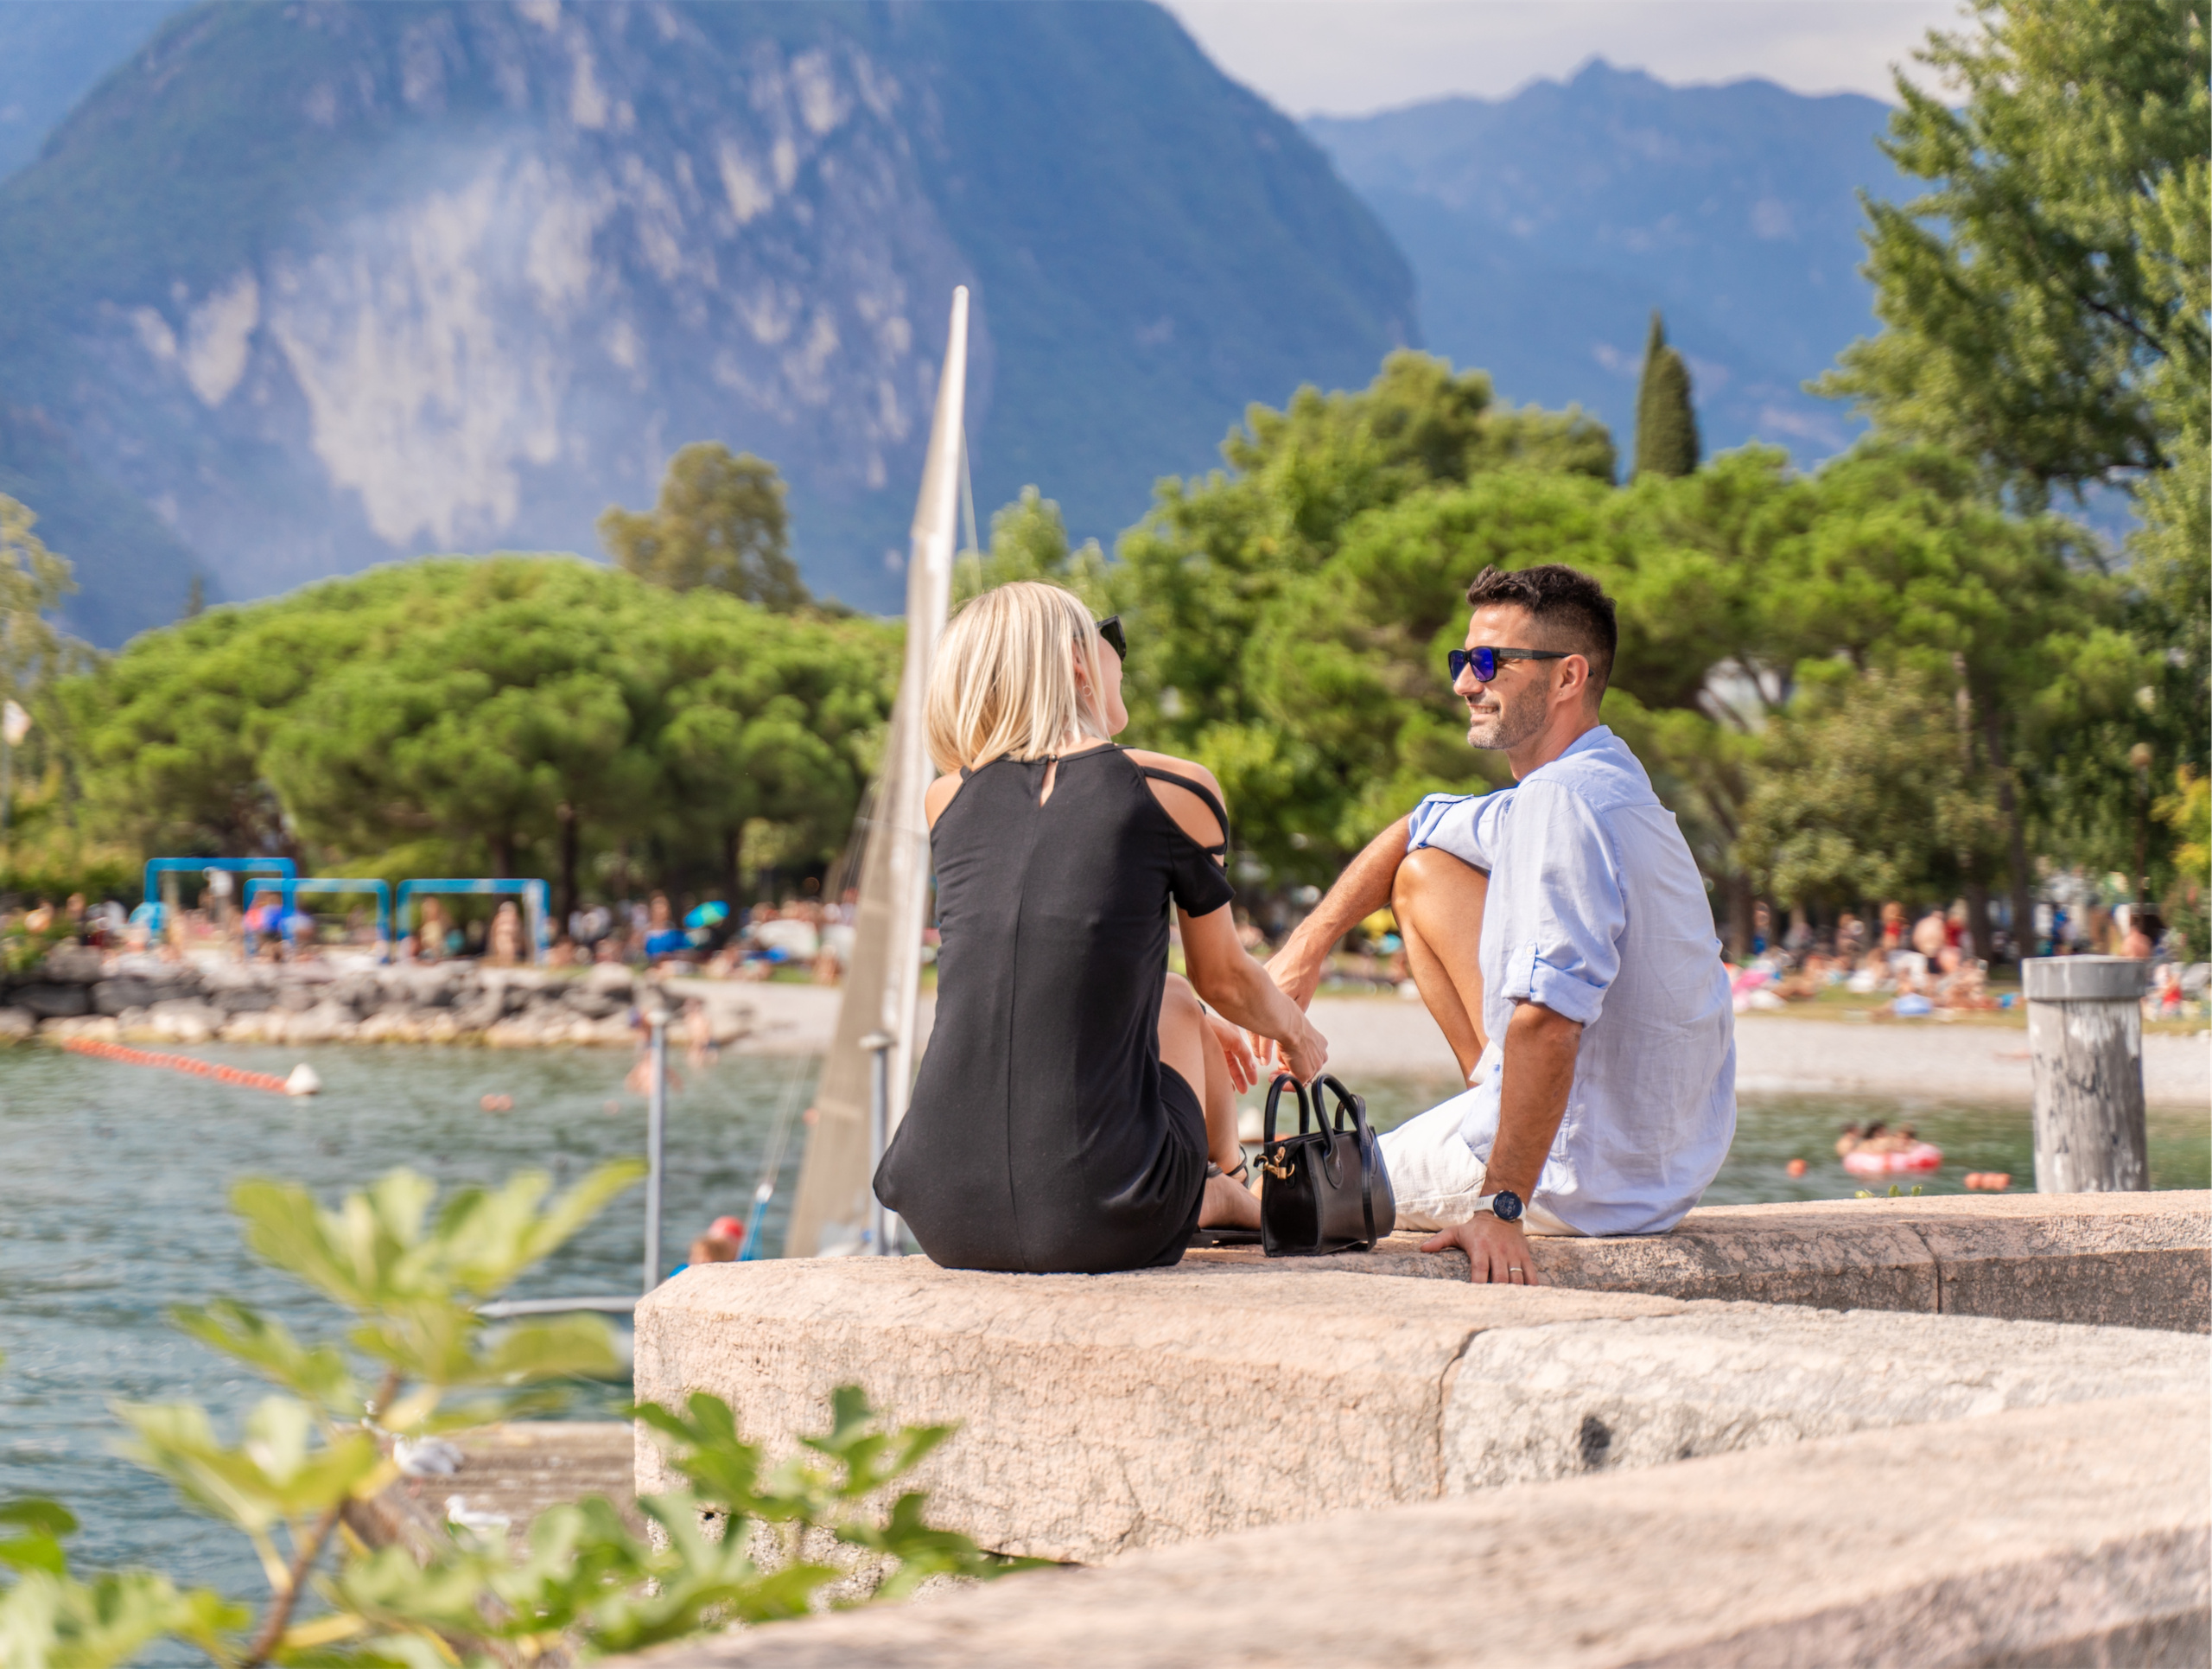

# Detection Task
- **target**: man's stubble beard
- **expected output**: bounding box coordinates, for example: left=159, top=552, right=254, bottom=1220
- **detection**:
left=1465, top=678, right=1550, bottom=753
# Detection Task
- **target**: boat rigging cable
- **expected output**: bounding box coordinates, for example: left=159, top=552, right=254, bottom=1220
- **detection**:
left=738, top=1049, right=815, bottom=1260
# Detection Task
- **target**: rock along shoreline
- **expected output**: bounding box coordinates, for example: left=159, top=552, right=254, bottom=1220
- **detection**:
left=0, top=946, right=760, bottom=1049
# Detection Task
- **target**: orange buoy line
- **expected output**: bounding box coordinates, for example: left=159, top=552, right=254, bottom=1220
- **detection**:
left=60, top=1036, right=294, bottom=1094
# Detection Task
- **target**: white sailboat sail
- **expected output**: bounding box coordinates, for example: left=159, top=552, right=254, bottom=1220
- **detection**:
left=783, top=287, right=969, bottom=1258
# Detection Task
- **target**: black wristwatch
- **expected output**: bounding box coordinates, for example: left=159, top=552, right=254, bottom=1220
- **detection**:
left=1473, top=1188, right=1524, bottom=1224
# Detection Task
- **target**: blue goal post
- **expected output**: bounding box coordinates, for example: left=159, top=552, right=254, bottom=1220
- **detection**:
left=245, top=876, right=393, bottom=953
left=394, top=878, right=552, bottom=964
left=142, top=857, right=298, bottom=926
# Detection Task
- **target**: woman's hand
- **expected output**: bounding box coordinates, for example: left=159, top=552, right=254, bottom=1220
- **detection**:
left=1183, top=901, right=1331, bottom=1086
left=1205, top=1010, right=1259, bottom=1093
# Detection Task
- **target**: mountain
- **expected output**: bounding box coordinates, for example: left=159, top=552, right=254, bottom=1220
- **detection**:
left=1306, top=61, right=1915, bottom=468
left=0, top=0, right=1414, bottom=642
left=0, top=0, right=191, bottom=178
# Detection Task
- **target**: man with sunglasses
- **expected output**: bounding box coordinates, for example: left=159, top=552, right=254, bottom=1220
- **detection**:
left=1262, top=564, right=1735, bottom=1283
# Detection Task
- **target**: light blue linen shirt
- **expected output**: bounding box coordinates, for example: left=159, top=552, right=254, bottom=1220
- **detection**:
left=1405, top=724, right=1735, bottom=1234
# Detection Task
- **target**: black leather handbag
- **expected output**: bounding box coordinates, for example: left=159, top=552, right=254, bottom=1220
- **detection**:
left=1257, top=1073, right=1395, bottom=1256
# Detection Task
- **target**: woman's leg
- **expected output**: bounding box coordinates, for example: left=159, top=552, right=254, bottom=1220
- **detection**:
left=1160, top=972, right=1260, bottom=1229
left=1391, top=847, right=1491, bottom=1083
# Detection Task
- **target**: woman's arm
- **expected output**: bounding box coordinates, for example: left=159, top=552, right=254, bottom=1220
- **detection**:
left=1182, top=901, right=1328, bottom=1082
left=1124, top=747, right=1329, bottom=1080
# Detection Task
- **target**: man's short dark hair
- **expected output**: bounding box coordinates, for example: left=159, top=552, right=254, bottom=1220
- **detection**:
left=1464, top=564, right=1618, bottom=695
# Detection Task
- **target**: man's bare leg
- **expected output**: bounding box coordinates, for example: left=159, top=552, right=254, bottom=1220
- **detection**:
left=1391, top=847, right=1491, bottom=1082
left=1159, top=971, right=1261, bottom=1228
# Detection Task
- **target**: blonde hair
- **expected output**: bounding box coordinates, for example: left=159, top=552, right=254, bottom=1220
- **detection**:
left=926, top=581, right=1111, bottom=773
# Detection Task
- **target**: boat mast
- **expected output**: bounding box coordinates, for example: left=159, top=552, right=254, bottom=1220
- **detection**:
left=782, top=287, right=969, bottom=1258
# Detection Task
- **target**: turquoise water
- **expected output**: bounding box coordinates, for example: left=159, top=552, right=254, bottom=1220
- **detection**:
left=0, top=1043, right=2204, bottom=1638
left=0, top=1043, right=820, bottom=1621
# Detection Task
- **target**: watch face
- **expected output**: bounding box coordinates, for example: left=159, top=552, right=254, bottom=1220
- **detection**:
left=1492, top=1189, right=1524, bottom=1223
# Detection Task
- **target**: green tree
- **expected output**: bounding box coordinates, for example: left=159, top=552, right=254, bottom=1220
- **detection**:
left=598, top=443, right=810, bottom=611
left=1632, top=311, right=1701, bottom=479
left=1737, top=664, right=2012, bottom=910
left=1819, top=0, right=2208, bottom=502
left=1816, top=0, right=2211, bottom=911
left=0, top=494, right=79, bottom=724
left=1111, top=353, right=1614, bottom=866
left=1768, top=443, right=2146, bottom=952
left=952, top=487, right=1114, bottom=613
left=64, top=557, right=894, bottom=900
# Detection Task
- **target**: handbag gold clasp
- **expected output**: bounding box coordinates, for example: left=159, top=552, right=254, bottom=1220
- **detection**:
left=1260, top=1149, right=1296, bottom=1181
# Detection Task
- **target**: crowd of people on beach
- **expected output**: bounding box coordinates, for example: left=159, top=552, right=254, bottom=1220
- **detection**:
left=1724, top=894, right=2204, bottom=1022
left=7, top=867, right=2204, bottom=1033
left=5, top=875, right=869, bottom=982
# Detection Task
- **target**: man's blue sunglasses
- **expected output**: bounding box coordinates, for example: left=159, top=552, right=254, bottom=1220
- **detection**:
left=1448, top=646, right=1569, bottom=684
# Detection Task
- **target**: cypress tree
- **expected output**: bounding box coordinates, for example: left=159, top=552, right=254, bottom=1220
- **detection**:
left=1633, top=310, right=1701, bottom=479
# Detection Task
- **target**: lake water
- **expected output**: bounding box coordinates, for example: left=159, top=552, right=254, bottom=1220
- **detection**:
left=2, top=1042, right=2205, bottom=1631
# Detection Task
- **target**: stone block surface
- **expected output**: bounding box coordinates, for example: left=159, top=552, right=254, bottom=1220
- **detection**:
left=635, top=1258, right=2207, bottom=1565
left=1193, top=1190, right=2211, bottom=1331
left=1443, top=1303, right=2205, bottom=1491
left=636, top=1260, right=1683, bottom=1562
left=1900, top=1191, right=2211, bottom=1328
left=633, top=1393, right=2209, bottom=1669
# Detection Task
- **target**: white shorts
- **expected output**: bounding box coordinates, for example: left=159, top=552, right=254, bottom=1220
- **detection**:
left=1376, top=1096, right=1584, bottom=1236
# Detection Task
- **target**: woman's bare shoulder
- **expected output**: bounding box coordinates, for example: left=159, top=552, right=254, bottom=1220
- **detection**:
left=1120, top=749, right=1224, bottom=799
left=925, top=772, right=964, bottom=828
left=1120, top=749, right=1225, bottom=850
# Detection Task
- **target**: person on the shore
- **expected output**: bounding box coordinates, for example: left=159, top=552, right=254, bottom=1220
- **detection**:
left=1261, top=564, right=1734, bottom=1283
left=410, top=897, right=452, bottom=961
left=1910, top=908, right=1947, bottom=961
left=486, top=899, right=525, bottom=966
left=642, top=892, right=690, bottom=963
left=875, top=581, right=1327, bottom=1274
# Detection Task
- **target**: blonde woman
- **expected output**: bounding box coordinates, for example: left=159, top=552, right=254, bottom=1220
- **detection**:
left=874, top=581, right=1328, bottom=1273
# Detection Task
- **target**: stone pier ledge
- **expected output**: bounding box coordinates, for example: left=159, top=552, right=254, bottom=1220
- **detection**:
left=635, top=1244, right=2207, bottom=1565
left=1188, top=1190, right=2211, bottom=1332
left=633, top=1393, right=2210, bottom=1669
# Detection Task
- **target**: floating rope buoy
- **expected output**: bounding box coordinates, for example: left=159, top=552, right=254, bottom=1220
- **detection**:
left=60, top=1036, right=309, bottom=1095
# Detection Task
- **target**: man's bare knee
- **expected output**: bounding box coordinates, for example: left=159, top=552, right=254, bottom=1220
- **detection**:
left=1393, top=845, right=1487, bottom=922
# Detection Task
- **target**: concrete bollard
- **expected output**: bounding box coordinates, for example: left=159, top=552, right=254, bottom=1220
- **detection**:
left=2024, top=956, right=2149, bottom=1193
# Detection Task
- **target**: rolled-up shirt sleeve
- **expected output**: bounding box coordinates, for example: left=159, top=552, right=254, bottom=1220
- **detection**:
left=1490, top=780, right=1624, bottom=1027
left=1406, top=792, right=1497, bottom=871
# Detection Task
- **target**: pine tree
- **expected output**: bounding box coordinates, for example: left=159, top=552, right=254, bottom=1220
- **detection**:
left=1634, top=310, right=1701, bottom=479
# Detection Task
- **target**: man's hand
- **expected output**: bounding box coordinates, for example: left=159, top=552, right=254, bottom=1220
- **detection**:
left=1248, top=947, right=1323, bottom=1073
left=1421, top=1214, right=1544, bottom=1284
left=1264, top=944, right=1326, bottom=1012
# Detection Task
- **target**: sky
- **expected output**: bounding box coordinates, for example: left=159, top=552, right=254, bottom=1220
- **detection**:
left=1160, top=0, right=1957, bottom=114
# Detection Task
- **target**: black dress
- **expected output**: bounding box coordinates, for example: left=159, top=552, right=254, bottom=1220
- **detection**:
left=874, top=746, right=1235, bottom=1274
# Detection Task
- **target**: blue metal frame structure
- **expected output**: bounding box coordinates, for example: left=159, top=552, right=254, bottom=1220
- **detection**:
left=142, top=857, right=297, bottom=924
left=245, top=876, right=392, bottom=953
left=395, top=877, right=551, bottom=963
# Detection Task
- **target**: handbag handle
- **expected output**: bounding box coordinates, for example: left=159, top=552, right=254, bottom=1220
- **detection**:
left=1313, top=1073, right=1380, bottom=1250
left=1261, top=1072, right=1317, bottom=1146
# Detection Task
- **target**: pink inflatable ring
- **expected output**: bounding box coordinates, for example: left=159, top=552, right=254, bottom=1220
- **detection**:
left=1842, top=1142, right=1943, bottom=1176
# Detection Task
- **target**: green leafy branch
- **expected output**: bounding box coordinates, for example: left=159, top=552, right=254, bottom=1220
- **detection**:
left=0, top=1163, right=1023, bottom=1669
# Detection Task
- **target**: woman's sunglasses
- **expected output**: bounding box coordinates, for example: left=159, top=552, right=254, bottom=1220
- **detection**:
left=1447, top=646, right=1568, bottom=684
left=1096, top=615, right=1127, bottom=660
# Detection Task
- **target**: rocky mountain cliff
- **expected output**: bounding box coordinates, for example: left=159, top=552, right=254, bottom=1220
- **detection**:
left=0, top=0, right=1413, bottom=641
left=0, top=0, right=188, bottom=178
left=1307, top=61, right=1912, bottom=467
